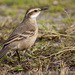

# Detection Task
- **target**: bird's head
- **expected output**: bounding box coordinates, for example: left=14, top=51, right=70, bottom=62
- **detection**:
left=25, top=7, right=48, bottom=19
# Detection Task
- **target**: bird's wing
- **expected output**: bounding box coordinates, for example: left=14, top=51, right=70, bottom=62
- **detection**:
left=0, top=30, right=34, bottom=46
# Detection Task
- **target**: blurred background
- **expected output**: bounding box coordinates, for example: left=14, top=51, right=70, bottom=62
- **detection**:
left=0, top=0, right=75, bottom=75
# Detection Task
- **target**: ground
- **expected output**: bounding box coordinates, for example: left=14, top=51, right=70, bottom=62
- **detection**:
left=0, top=0, right=75, bottom=75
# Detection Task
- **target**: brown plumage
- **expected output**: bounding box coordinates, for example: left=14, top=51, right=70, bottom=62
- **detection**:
left=0, top=7, right=48, bottom=61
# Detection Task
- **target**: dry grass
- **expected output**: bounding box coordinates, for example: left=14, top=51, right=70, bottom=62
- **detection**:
left=0, top=0, right=75, bottom=75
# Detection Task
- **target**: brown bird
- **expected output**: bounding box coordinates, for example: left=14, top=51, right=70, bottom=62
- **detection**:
left=0, top=7, right=48, bottom=61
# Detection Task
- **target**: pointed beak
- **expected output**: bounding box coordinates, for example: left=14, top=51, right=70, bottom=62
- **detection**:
left=41, top=7, right=48, bottom=11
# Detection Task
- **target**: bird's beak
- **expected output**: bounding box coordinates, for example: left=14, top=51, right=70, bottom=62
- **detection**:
left=40, top=7, right=48, bottom=11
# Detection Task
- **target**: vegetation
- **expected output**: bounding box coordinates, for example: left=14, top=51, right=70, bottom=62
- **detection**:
left=0, top=0, right=75, bottom=75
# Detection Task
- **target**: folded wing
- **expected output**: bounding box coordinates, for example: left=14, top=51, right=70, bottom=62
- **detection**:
left=0, top=30, right=34, bottom=46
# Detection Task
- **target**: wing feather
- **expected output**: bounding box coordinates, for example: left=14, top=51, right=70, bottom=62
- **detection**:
left=0, top=30, right=34, bottom=46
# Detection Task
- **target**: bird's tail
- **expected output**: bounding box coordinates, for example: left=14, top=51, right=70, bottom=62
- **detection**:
left=0, top=46, right=11, bottom=59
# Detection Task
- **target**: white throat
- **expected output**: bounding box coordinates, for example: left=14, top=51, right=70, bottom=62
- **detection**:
left=30, top=12, right=40, bottom=19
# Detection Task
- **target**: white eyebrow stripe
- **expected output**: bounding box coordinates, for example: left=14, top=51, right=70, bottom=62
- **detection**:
left=27, top=8, right=40, bottom=15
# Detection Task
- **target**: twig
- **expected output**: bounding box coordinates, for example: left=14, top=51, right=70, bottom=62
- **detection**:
left=39, top=32, right=75, bottom=38
left=32, top=47, right=75, bottom=59
left=48, top=48, right=75, bottom=58
left=63, top=8, right=72, bottom=25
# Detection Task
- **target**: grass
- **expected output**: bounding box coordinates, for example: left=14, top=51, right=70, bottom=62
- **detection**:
left=0, top=0, right=75, bottom=17
left=0, top=0, right=75, bottom=75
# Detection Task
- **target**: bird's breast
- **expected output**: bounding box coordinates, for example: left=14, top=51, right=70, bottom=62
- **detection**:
left=18, top=28, right=38, bottom=49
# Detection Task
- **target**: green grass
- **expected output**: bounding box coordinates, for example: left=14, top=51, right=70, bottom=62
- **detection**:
left=60, top=17, right=74, bottom=24
left=0, top=0, right=74, bottom=13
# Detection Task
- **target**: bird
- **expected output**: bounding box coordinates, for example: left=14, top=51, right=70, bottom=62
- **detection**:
left=0, top=7, right=48, bottom=61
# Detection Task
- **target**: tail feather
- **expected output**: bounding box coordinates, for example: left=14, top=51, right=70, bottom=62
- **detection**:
left=0, top=46, right=11, bottom=59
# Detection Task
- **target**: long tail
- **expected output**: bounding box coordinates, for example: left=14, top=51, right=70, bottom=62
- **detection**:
left=0, top=46, right=11, bottom=59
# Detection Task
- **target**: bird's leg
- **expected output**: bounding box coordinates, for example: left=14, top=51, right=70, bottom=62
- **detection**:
left=24, top=49, right=28, bottom=58
left=21, top=49, right=28, bottom=62
left=16, top=50, right=20, bottom=62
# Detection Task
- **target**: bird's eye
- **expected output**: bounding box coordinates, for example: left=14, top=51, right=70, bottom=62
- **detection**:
left=34, top=10, right=37, bottom=12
